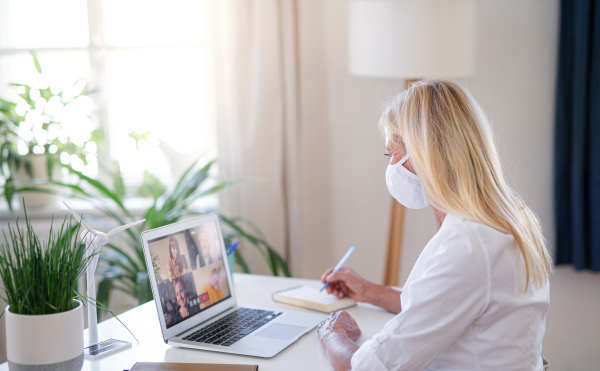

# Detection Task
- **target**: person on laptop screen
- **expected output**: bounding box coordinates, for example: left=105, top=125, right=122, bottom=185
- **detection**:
left=197, top=226, right=221, bottom=268
left=167, top=236, right=188, bottom=280
left=173, top=276, right=197, bottom=322
left=201, top=268, right=225, bottom=308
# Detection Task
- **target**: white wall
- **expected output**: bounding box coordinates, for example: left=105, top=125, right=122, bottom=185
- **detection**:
left=293, top=0, right=336, bottom=279
left=296, top=0, right=600, bottom=370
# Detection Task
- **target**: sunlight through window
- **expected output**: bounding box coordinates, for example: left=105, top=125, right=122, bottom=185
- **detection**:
left=0, top=0, right=215, bottom=190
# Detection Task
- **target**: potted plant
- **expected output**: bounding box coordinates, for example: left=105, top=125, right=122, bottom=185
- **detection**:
left=0, top=51, right=102, bottom=210
left=0, top=207, right=93, bottom=370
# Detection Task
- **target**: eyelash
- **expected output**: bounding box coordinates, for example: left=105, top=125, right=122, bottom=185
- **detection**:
left=384, top=153, right=390, bottom=157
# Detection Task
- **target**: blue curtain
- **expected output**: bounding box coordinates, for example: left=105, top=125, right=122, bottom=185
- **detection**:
left=554, top=0, right=600, bottom=271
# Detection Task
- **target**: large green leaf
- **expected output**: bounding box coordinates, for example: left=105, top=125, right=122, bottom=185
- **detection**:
left=30, top=51, right=42, bottom=73
left=55, top=161, right=131, bottom=217
left=96, top=276, right=114, bottom=321
left=233, top=250, right=250, bottom=274
left=135, top=272, right=153, bottom=305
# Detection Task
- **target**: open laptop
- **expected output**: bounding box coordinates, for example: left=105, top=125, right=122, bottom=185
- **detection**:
left=140, top=213, right=326, bottom=358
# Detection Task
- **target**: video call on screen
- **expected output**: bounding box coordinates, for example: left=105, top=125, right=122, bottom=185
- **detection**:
left=148, top=221, right=231, bottom=329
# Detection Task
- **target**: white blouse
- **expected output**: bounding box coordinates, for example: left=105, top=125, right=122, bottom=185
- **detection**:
left=351, top=214, right=549, bottom=371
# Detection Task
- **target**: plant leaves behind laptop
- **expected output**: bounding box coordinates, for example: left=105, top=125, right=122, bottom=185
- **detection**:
left=1, top=157, right=291, bottom=318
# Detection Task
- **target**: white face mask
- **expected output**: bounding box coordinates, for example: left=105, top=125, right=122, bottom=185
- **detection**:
left=385, top=154, right=429, bottom=209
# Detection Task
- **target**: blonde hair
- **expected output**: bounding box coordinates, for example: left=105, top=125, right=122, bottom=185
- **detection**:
left=380, top=79, right=552, bottom=290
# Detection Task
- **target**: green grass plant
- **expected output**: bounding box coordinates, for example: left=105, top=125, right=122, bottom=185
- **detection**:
left=0, top=208, right=93, bottom=316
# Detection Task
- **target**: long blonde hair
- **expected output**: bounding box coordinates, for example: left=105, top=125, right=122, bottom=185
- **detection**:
left=380, top=79, right=552, bottom=290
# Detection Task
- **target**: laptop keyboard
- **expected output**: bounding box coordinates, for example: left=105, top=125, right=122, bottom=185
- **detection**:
left=182, top=307, right=282, bottom=347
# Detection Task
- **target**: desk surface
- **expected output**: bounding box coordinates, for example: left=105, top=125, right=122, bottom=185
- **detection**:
left=1, top=274, right=396, bottom=371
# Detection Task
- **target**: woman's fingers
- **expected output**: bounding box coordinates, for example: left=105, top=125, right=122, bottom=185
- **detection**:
left=321, top=266, right=352, bottom=284
left=325, top=267, right=371, bottom=302
left=328, top=281, right=341, bottom=296
left=321, top=267, right=335, bottom=283
left=326, top=267, right=353, bottom=282
left=339, top=311, right=362, bottom=340
left=322, top=266, right=370, bottom=301
left=321, top=310, right=362, bottom=341
left=322, top=270, right=352, bottom=298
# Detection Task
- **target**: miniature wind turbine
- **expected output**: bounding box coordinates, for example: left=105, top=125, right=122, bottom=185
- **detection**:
left=63, top=201, right=145, bottom=349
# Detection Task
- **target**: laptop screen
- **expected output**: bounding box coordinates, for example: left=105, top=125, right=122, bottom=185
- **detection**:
left=147, top=220, right=232, bottom=329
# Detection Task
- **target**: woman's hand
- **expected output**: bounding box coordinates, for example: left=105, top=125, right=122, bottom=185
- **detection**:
left=321, top=266, right=403, bottom=314
left=318, top=311, right=361, bottom=371
left=318, top=310, right=362, bottom=343
left=321, top=267, right=371, bottom=302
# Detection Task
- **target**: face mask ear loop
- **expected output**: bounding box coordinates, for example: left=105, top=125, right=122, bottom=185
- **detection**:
left=398, top=153, right=410, bottom=166
left=394, top=153, right=421, bottom=181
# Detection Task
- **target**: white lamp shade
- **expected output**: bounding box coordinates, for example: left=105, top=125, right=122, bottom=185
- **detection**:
left=349, top=0, right=477, bottom=78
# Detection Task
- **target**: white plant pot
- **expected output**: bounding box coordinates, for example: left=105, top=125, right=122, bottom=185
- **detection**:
left=5, top=300, right=84, bottom=371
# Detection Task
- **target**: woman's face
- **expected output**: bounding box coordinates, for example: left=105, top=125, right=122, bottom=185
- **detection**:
left=385, top=135, right=416, bottom=174
left=199, top=233, right=210, bottom=252
left=170, top=240, right=178, bottom=258
left=175, top=281, right=187, bottom=308
left=209, top=243, right=220, bottom=259
left=210, top=272, right=219, bottom=288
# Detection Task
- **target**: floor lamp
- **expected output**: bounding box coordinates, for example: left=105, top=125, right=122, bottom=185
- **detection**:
left=348, top=0, right=477, bottom=286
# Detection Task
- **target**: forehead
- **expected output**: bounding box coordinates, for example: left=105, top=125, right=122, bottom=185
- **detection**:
left=384, top=127, right=404, bottom=146
left=385, top=137, right=405, bottom=154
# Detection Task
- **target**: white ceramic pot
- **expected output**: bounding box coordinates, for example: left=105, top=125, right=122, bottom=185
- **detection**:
left=5, top=300, right=84, bottom=371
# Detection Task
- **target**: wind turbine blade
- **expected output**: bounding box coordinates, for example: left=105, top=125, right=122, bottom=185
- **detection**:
left=63, top=201, right=94, bottom=232
left=107, top=219, right=146, bottom=236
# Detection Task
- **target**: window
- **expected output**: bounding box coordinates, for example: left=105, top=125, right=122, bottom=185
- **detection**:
left=0, top=0, right=216, bottom=187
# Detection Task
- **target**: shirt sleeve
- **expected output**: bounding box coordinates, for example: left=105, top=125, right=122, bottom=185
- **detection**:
left=351, top=226, right=491, bottom=371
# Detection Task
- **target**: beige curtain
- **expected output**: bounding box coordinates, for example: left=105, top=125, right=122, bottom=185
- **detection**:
left=209, top=0, right=302, bottom=275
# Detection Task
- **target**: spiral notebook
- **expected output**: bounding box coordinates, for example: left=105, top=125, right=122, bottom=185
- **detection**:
left=272, top=285, right=356, bottom=313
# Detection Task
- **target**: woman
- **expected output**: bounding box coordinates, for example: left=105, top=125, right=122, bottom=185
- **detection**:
left=318, top=80, right=552, bottom=371
left=197, top=228, right=219, bottom=268
left=167, top=236, right=188, bottom=281
left=201, top=268, right=225, bottom=307
left=172, top=277, right=195, bottom=322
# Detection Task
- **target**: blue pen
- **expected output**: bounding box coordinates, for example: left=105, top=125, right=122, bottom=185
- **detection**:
left=227, top=241, right=239, bottom=255
left=320, top=246, right=356, bottom=292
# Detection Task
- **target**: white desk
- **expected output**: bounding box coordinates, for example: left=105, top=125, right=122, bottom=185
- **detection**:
left=1, top=274, right=396, bottom=371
